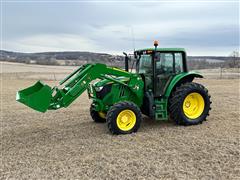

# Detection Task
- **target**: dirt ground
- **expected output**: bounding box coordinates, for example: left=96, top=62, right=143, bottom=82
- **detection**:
left=1, top=62, right=240, bottom=179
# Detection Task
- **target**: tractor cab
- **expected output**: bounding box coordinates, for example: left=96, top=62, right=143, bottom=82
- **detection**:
left=122, top=42, right=194, bottom=120
left=133, top=43, right=187, bottom=97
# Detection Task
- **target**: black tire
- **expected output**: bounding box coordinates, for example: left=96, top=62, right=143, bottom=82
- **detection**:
left=90, top=105, right=106, bottom=123
left=106, top=101, right=142, bottom=135
left=169, top=82, right=211, bottom=125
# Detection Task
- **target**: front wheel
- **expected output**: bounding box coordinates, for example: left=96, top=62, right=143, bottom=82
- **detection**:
left=169, top=82, right=211, bottom=125
left=106, top=101, right=142, bottom=135
left=90, top=105, right=106, bottom=123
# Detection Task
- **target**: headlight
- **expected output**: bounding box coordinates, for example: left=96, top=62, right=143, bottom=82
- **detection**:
left=95, top=86, right=104, bottom=92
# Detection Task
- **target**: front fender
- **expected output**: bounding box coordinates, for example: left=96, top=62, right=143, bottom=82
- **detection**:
left=165, top=72, right=203, bottom=98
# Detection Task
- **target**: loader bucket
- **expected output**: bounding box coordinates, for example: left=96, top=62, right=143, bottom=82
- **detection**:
left=16, top=81, right=52, bottom=112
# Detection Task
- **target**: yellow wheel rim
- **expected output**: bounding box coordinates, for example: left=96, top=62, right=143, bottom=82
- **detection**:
left=183, top=92, right=205, bottom=119
left=116, top=110, right=136, bottom=131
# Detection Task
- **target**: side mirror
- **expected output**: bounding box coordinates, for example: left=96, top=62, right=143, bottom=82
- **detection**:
left=134, top=52, right=138, bottom=59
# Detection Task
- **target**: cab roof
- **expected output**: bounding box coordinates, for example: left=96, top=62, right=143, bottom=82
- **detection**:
left=135, top=48, right=186, bottom=53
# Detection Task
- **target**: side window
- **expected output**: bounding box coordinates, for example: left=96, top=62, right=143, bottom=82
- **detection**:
left=174, top=53, right=184, bottom=73
left=156, top=53, right=174, bottom=74
left=139, top=55, right=152, bottom=74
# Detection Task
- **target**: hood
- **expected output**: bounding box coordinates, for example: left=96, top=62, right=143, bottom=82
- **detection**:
left=93, top=76, right=130, bottom=87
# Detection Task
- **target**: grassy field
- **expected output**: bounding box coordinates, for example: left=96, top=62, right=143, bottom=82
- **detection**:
left=1, top=62, right=240, bottom=179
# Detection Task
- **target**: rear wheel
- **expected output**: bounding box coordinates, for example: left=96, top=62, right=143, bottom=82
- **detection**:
left=169, top=82, right=211, bottom=125
left=90, top=105, right=106, bottom=123
left=106, top=101, right=142, bottom=134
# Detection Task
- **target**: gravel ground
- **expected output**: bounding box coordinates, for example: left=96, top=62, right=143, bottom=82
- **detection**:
left=1, top=68, right=240, bottom=179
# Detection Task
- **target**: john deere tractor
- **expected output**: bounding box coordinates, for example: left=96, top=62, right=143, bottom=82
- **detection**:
left=17, top=41, right=211, bottom=134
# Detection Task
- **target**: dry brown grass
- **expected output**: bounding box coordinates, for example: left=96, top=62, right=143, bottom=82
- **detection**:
left=1, top=62, right=240, bottom=179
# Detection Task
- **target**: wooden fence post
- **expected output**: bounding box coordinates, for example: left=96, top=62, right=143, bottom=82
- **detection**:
left=220, top=67, right=223, bottom=79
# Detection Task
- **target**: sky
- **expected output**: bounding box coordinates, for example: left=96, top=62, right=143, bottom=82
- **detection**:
left=1, top=0, right=239, bottom=56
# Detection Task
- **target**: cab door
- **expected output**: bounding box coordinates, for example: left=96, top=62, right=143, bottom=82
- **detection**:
left=155, top=53, right=174, bottom=96
left=155, top=52, right=184, bottom=96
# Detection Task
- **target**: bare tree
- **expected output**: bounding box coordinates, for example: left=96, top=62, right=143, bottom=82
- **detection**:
left=228, top=50, right=240, bottom=68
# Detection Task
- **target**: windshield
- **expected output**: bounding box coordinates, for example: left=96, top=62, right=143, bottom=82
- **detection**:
left=138, top=55, right=152, bottom=74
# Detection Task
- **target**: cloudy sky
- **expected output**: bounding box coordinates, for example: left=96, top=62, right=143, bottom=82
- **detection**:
left=1, top=0, right=239, bottom=55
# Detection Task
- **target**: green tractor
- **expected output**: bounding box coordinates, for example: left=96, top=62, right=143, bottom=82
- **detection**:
left=17, top=41, right=211, bottom=134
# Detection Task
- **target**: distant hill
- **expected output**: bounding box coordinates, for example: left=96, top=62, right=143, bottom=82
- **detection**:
left=188, top=56, right=231, bottom=63
left=0, top=50, right=231, bottom=62
left=0, top=50, right=124, bottom=64
left=0, top=50, right=236, bottom=69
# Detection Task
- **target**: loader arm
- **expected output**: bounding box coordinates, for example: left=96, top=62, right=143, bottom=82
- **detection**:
left=16, top=63, right=135, bottom=112
left=50, top=63, right=134, bottom=110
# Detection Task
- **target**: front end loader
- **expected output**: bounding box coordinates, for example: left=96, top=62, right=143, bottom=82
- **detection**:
left=17, top=41, right=211, bottom=134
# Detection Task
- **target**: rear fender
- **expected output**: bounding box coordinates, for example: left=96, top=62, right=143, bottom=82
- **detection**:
left=165, top=72, right=203, bottom=98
